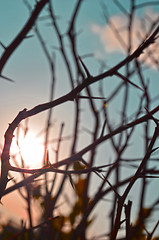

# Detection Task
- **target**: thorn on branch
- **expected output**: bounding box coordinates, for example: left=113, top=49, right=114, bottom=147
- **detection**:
left=45, top=149, right=51, bottom=166
left=68, top=174, right=75, bottom=190
left=80, top=158, right=89, bottom=167
left=115, top=71, right=143, bottom=91
left=0, top=75, right=15, bottom=82
left=120, top=218, right=126, bottom=226
left=0, top=41, right=6, bottom=50
left=7, top=177, right=14, bottom=183
left=78, top=55, right=92, bottom=78
left=149, top=146, right=159, bottom=154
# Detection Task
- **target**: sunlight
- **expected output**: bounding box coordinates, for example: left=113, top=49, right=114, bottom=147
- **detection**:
left=10, top=131, right=44, bottom=168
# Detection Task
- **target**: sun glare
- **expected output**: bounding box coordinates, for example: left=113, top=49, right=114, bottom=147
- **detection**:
left=10, top=131, right=44, bottom=168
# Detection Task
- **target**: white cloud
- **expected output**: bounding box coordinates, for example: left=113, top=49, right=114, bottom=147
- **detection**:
left=91, top=15, right=128, bottom=53
left=91, top=8, right=159, bottom=69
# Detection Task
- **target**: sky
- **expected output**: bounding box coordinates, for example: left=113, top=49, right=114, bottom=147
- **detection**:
left=0, top=0, right=159, bottom=237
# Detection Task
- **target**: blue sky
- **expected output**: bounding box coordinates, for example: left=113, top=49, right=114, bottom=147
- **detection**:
left=0, top=0, right=159, bottom=237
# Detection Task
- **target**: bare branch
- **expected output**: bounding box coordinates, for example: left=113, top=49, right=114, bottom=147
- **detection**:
left=0, top=0, right=49, bottom=75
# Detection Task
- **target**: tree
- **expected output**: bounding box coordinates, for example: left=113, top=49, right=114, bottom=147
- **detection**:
left=0, top=0, right=159, bottom=239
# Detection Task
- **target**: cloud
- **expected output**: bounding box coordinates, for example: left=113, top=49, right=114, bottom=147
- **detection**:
left=91, top=8, right=159, bottom=69
left=91, top=15, right=129, bottom=53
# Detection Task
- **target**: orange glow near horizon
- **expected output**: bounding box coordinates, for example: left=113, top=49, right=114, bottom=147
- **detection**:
left=10, top=131, right=44, bottom=169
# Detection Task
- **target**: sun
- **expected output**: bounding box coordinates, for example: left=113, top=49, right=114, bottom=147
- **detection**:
left=10, top=131, right=44, bottom=168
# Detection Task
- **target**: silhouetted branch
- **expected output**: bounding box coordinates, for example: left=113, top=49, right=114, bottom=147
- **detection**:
left=0, top=0, right=49, bottom=75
